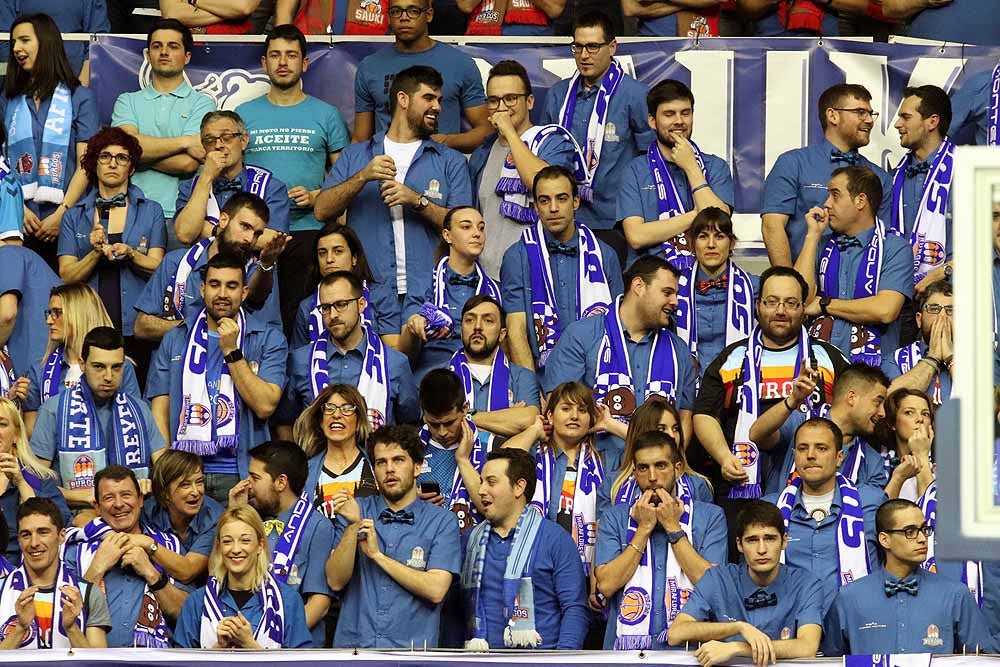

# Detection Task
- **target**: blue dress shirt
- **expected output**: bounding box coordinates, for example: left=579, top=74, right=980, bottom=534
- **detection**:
left=0, top=245, right=60, bottom=376
left=176, top=166, right=291, bottom=234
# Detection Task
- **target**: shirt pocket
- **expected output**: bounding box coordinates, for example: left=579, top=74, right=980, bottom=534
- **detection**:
left=394, top=533, right=434, bottom=571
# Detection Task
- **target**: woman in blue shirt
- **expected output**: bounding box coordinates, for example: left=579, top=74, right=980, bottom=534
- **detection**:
left=173, top=505, right=312, bottom=648
left=2, top=14, right=98, bottom=269
left=58, top=126, right=166, bottom=380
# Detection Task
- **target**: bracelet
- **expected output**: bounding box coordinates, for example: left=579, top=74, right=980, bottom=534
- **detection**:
left=148, top=571, right=169, bottom=592
left=691, top=183, right=710, bottom=195
left=783, top=396, right=795, bottom=411
left=627, top=543, right=642, bottom=555
left=258, top=261, right=275, bottom=273
left=921, top=356, right=941, bottom=372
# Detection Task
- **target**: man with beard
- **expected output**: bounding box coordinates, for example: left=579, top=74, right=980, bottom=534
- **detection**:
left=112, top=19, right=216, bottom=238
left=350, top=0, right=490, bottom=153
left=174, top=111, right=291, bottom=245
left=147, top=253, right=287, bottom=504
left=134, top=192, right=285, bottom=342
left=236, top=25, right=350, bottom=335
left=288, top=271, right=417, bottom=425
left=618, top=79, right=734, bottom=271
left=693, top=266, right=847, bottom=504
left=595, top=431, right=727, bottom=650
left=315, top=66, right=472, bottom=312
left=884, top=280, right=953, bottom=405
left=544, top=255, right=695, bottom=470
left=762, top=84, right=891, bottom=267
left=326, top=425, right=460, bottom=648
left=229, top=441, right=334, bottom=647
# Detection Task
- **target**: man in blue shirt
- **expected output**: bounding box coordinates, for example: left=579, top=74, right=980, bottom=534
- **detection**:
left=762, top=418, right=882, bottom=610
left=230, top=440, right=334, bottom=647
left=462, top=447, right=588, bottom=649
left=501, top=166, right=623, bottom=377
left=0, top=124, right=24, bottom=244
left=950, top=65, right=997, bottom=147
left=31, top=327, right=166, bottom=511
left=0, top=245, right=60, bottom=376
left=288, top=271, right=417, bottom=425
left=823, top=498, right=996, bottom=655
left=540, top=11, right=653, bottom=257
left=883, top=0, right=1000, bottom=46
left=795, top=166, right=912, bottom=366
left=618, top=79, right=734, bottom=269
left=884, top=280, right=953, bottom=405
left=134, top=192, right=282, bottom=343
left=763, top=84, right=891, bottom=267
left=470, top=60, right=578, bottom=278
left=315, top=66, right=472, bottom=307
left=147, top=253, right=288, bottom=504
left=65, top=466, right=188, bottom=648
left=668, top=500, right=823, bottom=665
left=595, top=431, right=727, bottom=650
left=352, top=0, right=490, bottom=153
left=174, top=111, right=291, bottom=245
left=236, top=24, right=350, bottom=335
left=112, top=19, right=216, bottom=239
left=327, top=425, right=460, bottom=648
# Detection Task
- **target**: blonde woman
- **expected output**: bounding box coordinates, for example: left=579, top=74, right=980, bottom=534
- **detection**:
left=23, top=284, right=141, bottom=433
left=173, top=505, right=312, bottom=648
left=0, top=398, right=69, bottom=562
left=295, top=383, right=377, bottom=520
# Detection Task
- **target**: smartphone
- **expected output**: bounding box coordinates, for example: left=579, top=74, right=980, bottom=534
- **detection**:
left=421, top=481, right=441, bottom=496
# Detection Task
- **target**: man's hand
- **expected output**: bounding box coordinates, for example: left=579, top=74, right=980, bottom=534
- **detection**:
left=90, top=532, right=131, bottom=577
left=668, top=133, right=701, bottom=177
left=228, top=478, right=252, bottom=507
left=121, top=546, right=160, bottom=584
left=787, top=366, right=818, bottom=408
left=288, top=186, right=316, bottom=209
left=804, top=296, right=823, bottom=318
left=927, top=313, right=953, bottom=363
left=739, top=622, right=777, bottom=667
left=694, top=639, right=742, bottom=667
left=804, top=206, right=829, bottom=238
left=259, top=232, right=291, bottom=269
left=6, top=376, right=29, bottom=404
left=14, top=585, right=37, bottom=629
left=417, top=488, right=446, bottom=506
left=490, top=109, right=519, bottom=141
left=59, top=585, right=84, bottom=630
left=202, top=150, right=228, bottom=182
left=217, top=317, right=241, bottom=356
left=631, top=489, right=659, bottom=533
left=333, top=491, right=361, bottom=523
left=185, top=136, right=207, bottom=162
left=654, top=488, right=685, bottom=533
left=405, top=314, right=429, bottom=343
left=720, top=454, right=750, bottom=483
left=103, top=242, right=133, bottom=262
left=455, top=419, right=476, bottom=463
left=124, top=533, right=156, bottom=553
left=361, top=155, right=396, bottom=182
left=357, top=518, right=381, bottom=559
left=380, top=180, right=420, bottom=209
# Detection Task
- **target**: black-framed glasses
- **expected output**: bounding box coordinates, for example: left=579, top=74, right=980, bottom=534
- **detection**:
left=388, top=6, right=426, bottom=18
left=97, top=152, right=132, bottom=165
left=882, top=523, right=933, bottom=540
left=201, top=131, right=244, bottom=145
left=322, top=403, right=358, bottom=416
left=759, top=297, right=803, bottom=311
left=922, top=304, right=953, bottom=315
left=44, top=308, right=63, bottom=319
left=486, top=93, right=529, bottom=109
left=570, top=41, right=610, bottom=55
left=318, top=297, right=361, bottom=314
left=832, top=107, right=879, bottom=120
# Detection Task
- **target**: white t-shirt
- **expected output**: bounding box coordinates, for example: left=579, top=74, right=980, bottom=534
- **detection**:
left=467, top=362, right=493, bottom=386
left=801, top=488, right=835, bottom=524
left=383, top=137, right=422, bottom=294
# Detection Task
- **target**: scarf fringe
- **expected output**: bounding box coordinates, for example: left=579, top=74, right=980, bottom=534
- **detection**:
left=496, top=176, right=527, bottom=195
left=173, top=439, right=225, bottom=456
left=500, top=200, right=538, bottom=224
left=728, top=483, right=761, bottom=499
left=579, top=185, right=593, bottom=203
left=615, top=634, right=653, bottom=650
left=133, top=631, right=170, bottom=648
left=464, top=637, right=490, bottom=652
left=35, top=185, right=65, bottom=205
left=504, top=627, right=542, bottom=648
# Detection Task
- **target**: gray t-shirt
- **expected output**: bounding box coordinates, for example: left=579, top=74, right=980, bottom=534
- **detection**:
left=479, top=140, right=530, bottom=280
left=25, top=579, right=112, bottom=647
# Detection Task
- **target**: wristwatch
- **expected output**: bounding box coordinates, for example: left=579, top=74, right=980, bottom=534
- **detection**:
left=224, top=348, right=244, bottom=364
left=819, top=296, right=832, bottom=317
left=415, top=195, right=430, bottom=211
left=666, top=530, right=687, bottom=545
left=149, top=541, right=158, bottom=555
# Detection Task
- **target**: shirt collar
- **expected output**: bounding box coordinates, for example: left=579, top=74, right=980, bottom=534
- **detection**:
left=373, top=131, right=439, bottom=158
left=76, top=184, right=146, bottom=211
left=141, top=81, right=195, bottom=100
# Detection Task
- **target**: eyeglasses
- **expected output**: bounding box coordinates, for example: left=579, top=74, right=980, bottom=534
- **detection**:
left=97, top=152, right=132, bottom=165
left=322, top=403, right=358, bottom=416
left=201, top=131, right=244, bottom=145
left=882, top=523, right=933, bottom=540
left=317, top=297, right=361, bottom=314
left=44, top=308, right=63, bottom=320
left=388, top=6, right=426, bottom=18
left=759, top=298, right=803, bottom=311
left=922, top=304, right=953, bottom=315
left=570, top=41, right=610, bottom=55
left=486, top=93, right=529, bottom=109
left=832, top=107, right=879, bottom=120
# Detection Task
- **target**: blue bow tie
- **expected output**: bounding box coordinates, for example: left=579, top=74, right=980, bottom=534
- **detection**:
left=546, top=241, right=578, bottom=257
left=830, top=149, right=860, bottom=165
left=449, top=273, right=478, bottom=287
left=379, top=508, right=415, bottom=525
left=95, top=193, right=127, bottom=209
left=213, top=177, right=242, bottom=194
left=884, top=576, right=919, bottom=597
left=743, top=590, right=778, bottom=610
left=834, top=234, right=863, bottom=251
left=906, top=161, right=931, bottom=178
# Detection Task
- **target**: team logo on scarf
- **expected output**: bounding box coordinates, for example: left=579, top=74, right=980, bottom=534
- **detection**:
left=619, top=588, right=651, bottom=624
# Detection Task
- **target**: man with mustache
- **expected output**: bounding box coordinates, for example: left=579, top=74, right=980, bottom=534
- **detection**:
left=316, top=66, right=472, bottom=319
left=147, top=253, right=288, bottom=504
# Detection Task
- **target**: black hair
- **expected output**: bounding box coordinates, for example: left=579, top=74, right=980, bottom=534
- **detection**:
left=221, top=191, right=270, bottom=226
left=875, top=498, right=921, bottom=535
left=94, top=465, right=141, bottom=501
left=201, top=252, right=247, bottom=283
left=630, top=430, right=680, bottom=464
left=389, top=65, right=443, bottom=116
left=81, top=326, right=125, bottom=361
left=623, top=255, right=681, bottom=291
left=320, top=269, right=364, bottom=298
left=903, top=85, right=952, bottom=136
left=914, top=278, right=952, bottom=314
left=794, top=417, right=844, bottom=448
left=818, top=83, right=872, bottom=131
left=461, top=294, right=507, bottom=323
left=368, top=424, right=425, bottom=465
left=147, top=18, right=194, bottom=53
left=758, top=266, right=810, bottom=302
left=17, top=496, right=64, bottom=533
left=735, top=499, right=786, bottom=538
left=484, top=448, right=537, bottom=500
left=831, top=165, right=884, bottom=214
left=5, top=14, right=80, bottom=100
left=646, top=79, right=695, bottom=117
left=572, top=10, right=616, bottom=42
left=532, top=164, right=578, bottom=199
left=248, top=440, right=308, bottom=496
left=832, top=362, right=890, bottom=403
left=310, top=222, right=374, bottom=288
left=264, top=23, right=307, bottom=58
left=487, top=60, right=532, bottom=97
left=419, top=368, right=466, bottom=416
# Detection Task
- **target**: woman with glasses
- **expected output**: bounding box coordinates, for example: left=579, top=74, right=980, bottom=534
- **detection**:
left=57, top=127, right=167, bottom=379
left=22, top=283, right=141, bottom=434
left=2, top=14, right=99, bottom=269
left=294, top=383, right=377, bottom=520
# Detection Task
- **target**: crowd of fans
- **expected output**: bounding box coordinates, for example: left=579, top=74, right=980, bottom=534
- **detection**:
left=0, top=0, right=998, bottom=658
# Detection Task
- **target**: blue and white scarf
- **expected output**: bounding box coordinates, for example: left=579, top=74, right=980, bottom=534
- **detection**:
left=840, top=436, right=871, bottom=485
left=917, top=481, right=983, bottom=607
left=890, top=138, right=954, bottom=284
left=0, top=562, right=87, bottom=648
left=647, top=140, right=709, bottom=272
left=4, top=82, right=73, bottom=203
left=675, top=261, right=755, bottom=363
left=776, top=474, right=870, bottom=587
left=200, top=573, right=284, bottom=648
left=64, top=518, right=178, bottom=648
left=422, top=257, right=502, bottom=338
left=40, top=346, right=67, bottom=404
left=307, top=282, right=371, bottom=343
left=171, top=239, right=212, bottom=319
left=594, top=295, right=679, bottom=425
left=202, top=166, right=272, bottom=226
left=56, top=379, right=152, bottom=491
left=894, top=341, right=942, bottom=405
left=531, top=445, right=603, bottom=572
left=175, top=308, right=244, bottom=456
left=989, top=62, right=1000, bottom=147
left=524, top=222, right=611, bottom=367
left=614, top=477, right=694, bottom=650
left=462, top=506, right=543, bottom=650
left=811, top=220, right=887, bottom=366
left=310, top=325, right=389, bottom=429
left=495, top=125, right=590, bottom=222
left=270, top=492, right=313, bottom=586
